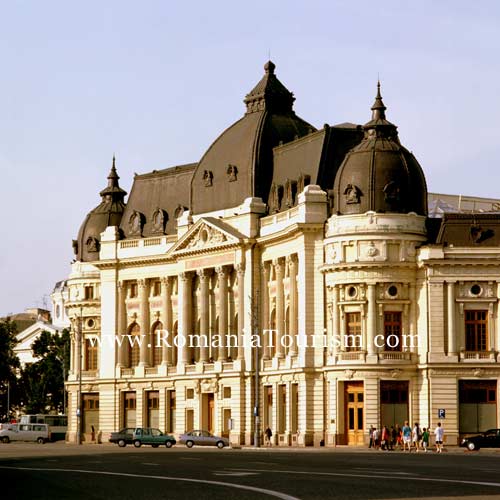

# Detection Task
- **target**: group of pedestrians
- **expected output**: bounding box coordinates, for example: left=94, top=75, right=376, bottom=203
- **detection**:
left=368, top=422, right=444, bottom=453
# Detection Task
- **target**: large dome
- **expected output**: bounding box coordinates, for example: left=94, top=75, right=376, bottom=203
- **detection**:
left=190, top=61, right=315, bottom=215
left=332, top=83, right=427, bottom=216
left=73, top=157, right=127, bottom=262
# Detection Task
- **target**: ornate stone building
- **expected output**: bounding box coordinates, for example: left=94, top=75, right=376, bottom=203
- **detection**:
left=65, top=61, right=500, bottom=446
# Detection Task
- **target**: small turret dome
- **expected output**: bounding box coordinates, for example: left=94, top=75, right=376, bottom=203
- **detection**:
left=332, top=83, right=427, bottom=216
left=73, top=156, right=127, bottom=262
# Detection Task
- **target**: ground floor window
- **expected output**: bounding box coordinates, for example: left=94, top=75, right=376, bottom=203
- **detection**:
left=123, top=391, right=136, bottom=428
left=459, top=380, right=497, bottom=434
left=82, top=393, right=99, bottom=439
left=380, top=380, right=409, bottom=429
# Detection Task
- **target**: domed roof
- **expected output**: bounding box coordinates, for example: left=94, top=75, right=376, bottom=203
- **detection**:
left=332, top=83, right=427, bottom=216
left=73, top=157, right=127, bottom=262
left=190, top=61, right=315, bottom=215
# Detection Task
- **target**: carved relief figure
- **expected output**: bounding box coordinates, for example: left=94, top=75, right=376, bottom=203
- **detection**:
left=344, top=183, right=362, bottom=204
left=383, top=181, right=400, bottom=203
left=227, top=164, right=238, bottom=182
left=203, top=170, right=213, bottom=187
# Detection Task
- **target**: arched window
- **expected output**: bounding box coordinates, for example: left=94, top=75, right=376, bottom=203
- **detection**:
left=128, top=323, right=140, bottom=367
left=151, top=321, right=163, bottom=366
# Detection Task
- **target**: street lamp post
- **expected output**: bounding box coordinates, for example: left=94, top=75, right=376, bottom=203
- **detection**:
left=252, top=291, right=260, bottom=448
left=77, top=308, right=83, bottom=445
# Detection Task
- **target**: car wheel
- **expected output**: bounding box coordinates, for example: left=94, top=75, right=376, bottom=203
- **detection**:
left=467, top=442, right=476, bottom=451
left=118, top=439, right=126, bottom=448
left=152, top=444, right=159, bottom=448
left=134, top=440, right=142, bottom=448
left=1, top=437, right=9, bottom=444
left=165, top=440, right=173, bottom=448
left=37, top=437, right=45, bottom=444
left=186, top=440, right=194, bottom=448
left=216, top=441, right=225, bottom=449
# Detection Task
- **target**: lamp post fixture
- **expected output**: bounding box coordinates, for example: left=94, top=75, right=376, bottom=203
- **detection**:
left=75, top=307, right=83, bottom=445
left=251, top=290, right=260, bottom=448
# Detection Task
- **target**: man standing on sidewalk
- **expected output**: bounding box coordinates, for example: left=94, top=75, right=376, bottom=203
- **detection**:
left=434, top=422, right=444, bottom=453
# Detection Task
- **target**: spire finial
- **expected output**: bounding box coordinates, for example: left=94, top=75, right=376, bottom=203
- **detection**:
left=371, top=80, right=386, bottom=121
left=264, top=60, right=275, bottom=75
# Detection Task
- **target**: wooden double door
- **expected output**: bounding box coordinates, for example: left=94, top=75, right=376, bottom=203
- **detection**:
left=345, top=382, right=364, bottom=445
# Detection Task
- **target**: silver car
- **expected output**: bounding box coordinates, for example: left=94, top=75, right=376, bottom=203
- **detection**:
left=179, top=430, right=229, bottom=448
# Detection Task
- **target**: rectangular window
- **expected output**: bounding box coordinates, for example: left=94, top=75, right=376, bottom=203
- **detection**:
left=152, top=281, right=161, bottom=297
left=465, top=310, right=488, bottom=351
left=384, top=312, right=402, bottom=352
left=84, top=286, right=94, bottom=300
left=83, top=393, right=99, bottom=410
left=123, top=392, right=136, bottom=410
left=186, top=388, right=194, bottom=400
left=85, top=338, right=98, bottom=371
left=223, top=387, right=231, bottom=399
left=345, top=312, right=362, bottom=351
left=147, top=391, right=159, bottom=409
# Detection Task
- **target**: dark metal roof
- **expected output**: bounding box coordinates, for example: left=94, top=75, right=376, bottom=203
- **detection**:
left=435, top=213, right=500, bottom=246
left=332, top=83, right=428, bottom=216
left=190, top=61, right=315, bottom=215
left=120, top=163, right=196, bottom=239
left=74, top=158, right=127, bottom=262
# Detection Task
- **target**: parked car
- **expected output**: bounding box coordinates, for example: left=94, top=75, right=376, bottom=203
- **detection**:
left=109, top=427, right=176, bottom=448
left=460, top=429, right=500, bottom=451
left=178, top=430, right=229, bottom=448
left=109, top=428, right=135, bottom=447
left=0, top=423, right=49, bottom=444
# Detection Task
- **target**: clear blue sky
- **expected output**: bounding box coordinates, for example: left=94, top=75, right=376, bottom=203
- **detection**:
left=1, top=0, right=500, bottom=316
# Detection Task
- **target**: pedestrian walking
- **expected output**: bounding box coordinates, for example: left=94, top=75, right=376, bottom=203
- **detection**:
left=373, top=427, right=380, bottom=449
left=265, top=426, right=273, bottom=446
left=381, top=426, right=389, bottom=451
left=402, top=421, right=412, bottom=452
left=434, top=422, right=444, bottom=453
left=368, top=425, right=375, bottom=448
left=422, top=427, right=430, bottom=452
left=412, top=422, right=421, bottom=452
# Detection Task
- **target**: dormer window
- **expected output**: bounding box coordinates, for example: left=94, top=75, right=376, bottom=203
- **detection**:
left=129, top=211, right=144, bottom=237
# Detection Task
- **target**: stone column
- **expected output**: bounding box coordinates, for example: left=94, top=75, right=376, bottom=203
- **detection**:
left=287, top=256, right=298, bottom=357
left=262, top=263, right=271, bottom=360
left=275, top=259, right=285, bottom=359
left=216, top=266, right=229, bottom=362
left=409, top=283, right=417, bottom=353
left=331, top=285, right=339, bottom=359
left=178, top=272, right=193, bottom=366
left=367, top=284, right=376, bottom=356
left=236, top=264, right=245, bottom=361
left=447, top=281, right=457, bottom=355
left=117, top=281, right=128, bottom=367
left=198, top=269, right=211, bottom=363
left=161, top=277, right=172, bottom=366
left=138, top=279, right=150, bottom=367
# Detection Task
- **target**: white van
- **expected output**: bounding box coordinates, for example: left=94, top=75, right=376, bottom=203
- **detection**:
left=0, top=423, right=49, bottom=443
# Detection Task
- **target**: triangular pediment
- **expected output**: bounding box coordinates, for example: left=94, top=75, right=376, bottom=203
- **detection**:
left=167, top=217, right=244, bottom=256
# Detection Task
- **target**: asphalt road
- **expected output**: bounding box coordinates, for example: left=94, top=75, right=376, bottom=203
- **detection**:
left=1, top=444, right=500, bottom=499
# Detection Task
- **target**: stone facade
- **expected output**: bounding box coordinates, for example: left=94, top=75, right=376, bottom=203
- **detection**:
left=64, top=62, right=500, bottom=446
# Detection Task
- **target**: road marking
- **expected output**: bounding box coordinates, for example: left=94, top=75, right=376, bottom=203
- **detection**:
left=0, top=466, right=300, bottom=500
left=214, top=472, right=259, bottom=477
left=229, top=468, right=500, bottom=489
left=141, top=463, right=159, bottom=466
left=352, top=468, right=417, bottom=475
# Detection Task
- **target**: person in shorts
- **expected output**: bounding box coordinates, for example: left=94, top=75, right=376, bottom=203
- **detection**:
left=422, top=427, right=430, bottom=452
left=402, top=421, right=412, bottom=452
left=434, top=422, right=444, bottom=453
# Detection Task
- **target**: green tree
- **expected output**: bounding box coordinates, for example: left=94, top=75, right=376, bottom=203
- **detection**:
left=19, top=329, right=70, bottom=414
left=0, top=318, right=20, bottom=421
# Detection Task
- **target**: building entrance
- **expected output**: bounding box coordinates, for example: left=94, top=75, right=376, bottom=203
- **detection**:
left=345, top=382, right=364, bottom=445
left=202, top=393, right=215, bottom=433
